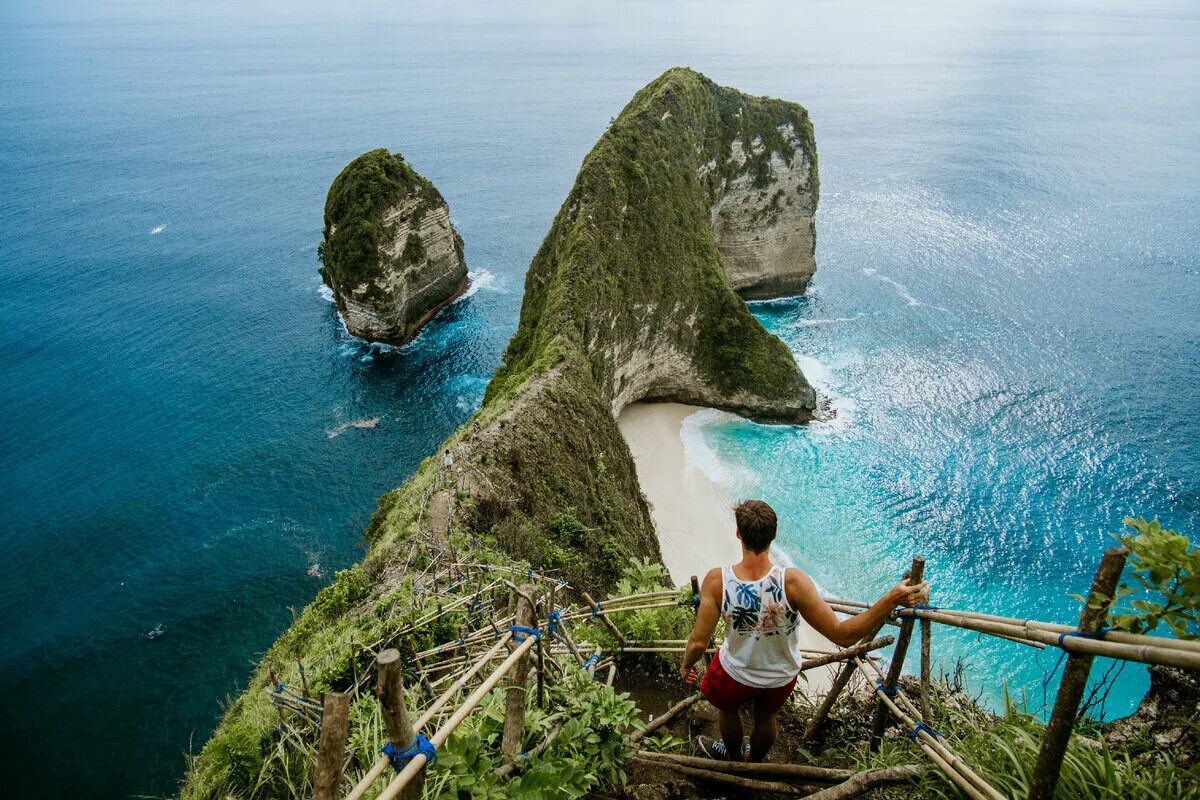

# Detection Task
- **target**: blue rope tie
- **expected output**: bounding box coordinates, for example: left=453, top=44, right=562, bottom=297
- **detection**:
left=382, top=735, right=438, bottom=771
left=907, top=721, right=941, bottom=740
left=874, top=681, right=899, bottom=698
left=509, top=625, right=540, bottom=643
left=582, top=654, right=600, bottom=670
left=1058, top=628, right=1110, bottom=647
left=1043, top=628, right=1112, bottom=695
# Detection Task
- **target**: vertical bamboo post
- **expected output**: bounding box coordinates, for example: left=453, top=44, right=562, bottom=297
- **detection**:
left=267, top=664, right=288, bottom=730
left=501, top=584, right=536, bottom=760
left=1027, top=547, right=1127, bottom=800
left=312, top=691, right=350, bottom=800
left=920, top=615, right=932, bottom=722
left=869, top=556, right=925, bottom=751
left=298, top=659, right=311, bottom=698
left=377, top=649, right=423, bottom=800
left=535, top=602, right=546, bottom=709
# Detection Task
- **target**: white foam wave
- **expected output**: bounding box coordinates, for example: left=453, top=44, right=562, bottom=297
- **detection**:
left=679, top=409, right=738, bottom=489
left=863, top=268, right=921, bottom=306
left=454, top=269, right=498, bottom=303
left=788, top=314, right=863, bottom=328
left=326, top=417, right=381, bottom=438
left=150, top=224, right=166, bottom=235
left=796, top=354, right=858, bottom=435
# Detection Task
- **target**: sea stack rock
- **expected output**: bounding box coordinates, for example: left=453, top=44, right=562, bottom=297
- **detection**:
left=318, top=149, right=468, bottom=344
left=707, top=109, right=818, bottom=299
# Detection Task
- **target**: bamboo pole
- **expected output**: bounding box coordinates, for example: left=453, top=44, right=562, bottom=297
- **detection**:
left=298, top=660, right=311, bottom=698
left=376, top=636, right=537, bottom=800
left=854, top=657, right=1005, bottom=800
left=313, top=692, right=350, bottom=800
left=899, top=605, right=1199, bottom=669
left=799, top=637, right=894, bottom=671
left=1028, top=547, right=1127, bottom=800
left=496, top=722, right=565, bottom=778
left=501, top=584, right=536, bottom=761
left=555, top=616, right=584, bottom=665
left=803, top=560, right=912, bottom=743
left=870, top=556, right=925, bottom=751
left=347, top=634, right=520, bottom=800
left=631, top=756, right=817, bottom=796
left=634, top=751, right=854, bottom=782
left=920, top=613, right=932, bottom=722
left=630, top=693, right=701, bottom=743
left=792, top=765, right=926, bottom=800
left=376, top=649, right=422, bottom=800
left=828, top=595, right=1200, bottom=656
left=586, top=644, right=602, bottom=679
left=580, top=593, right=626, bottom=639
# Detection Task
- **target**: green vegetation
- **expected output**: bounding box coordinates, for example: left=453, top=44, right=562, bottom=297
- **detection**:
left=318, top=148, right=445, bottom=303
left=785, top=676, right=1200, bottom=800
left=487, top=67, right=816, bottom=407
left=1108, top=517, right=1200, bottom=639
left=183, top=550, right=660, bottom=800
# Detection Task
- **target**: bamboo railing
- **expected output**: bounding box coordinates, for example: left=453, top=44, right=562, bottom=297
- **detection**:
left=292, top=533, right=1198, bottom=800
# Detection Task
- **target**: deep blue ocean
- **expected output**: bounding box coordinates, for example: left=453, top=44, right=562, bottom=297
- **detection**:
left=1, top=1, right=1197, bottom=796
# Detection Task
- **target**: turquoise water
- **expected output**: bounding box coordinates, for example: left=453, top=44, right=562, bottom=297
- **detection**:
left=1, top=0, right=1197, bottom=796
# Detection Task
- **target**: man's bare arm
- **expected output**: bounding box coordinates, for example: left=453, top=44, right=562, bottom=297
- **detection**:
left=680, top=568, right=722, bottom=684
left=785, top=568, right=929, bottom=648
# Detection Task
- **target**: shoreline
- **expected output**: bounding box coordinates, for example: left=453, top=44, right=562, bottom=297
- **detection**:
left=617, top=401, right=840, bottom=695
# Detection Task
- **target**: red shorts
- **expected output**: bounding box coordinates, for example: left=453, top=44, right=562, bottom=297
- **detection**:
left=699, top=649, right=798, bottom=714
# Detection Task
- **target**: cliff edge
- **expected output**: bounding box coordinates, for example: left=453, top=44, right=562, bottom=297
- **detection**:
left=182, top=68, right=818, bottom=797
left=318, top=149, right=468, bottom=344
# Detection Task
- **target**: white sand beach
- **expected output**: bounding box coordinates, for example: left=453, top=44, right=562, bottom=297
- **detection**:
left=617, top=402, right=841, bottom=695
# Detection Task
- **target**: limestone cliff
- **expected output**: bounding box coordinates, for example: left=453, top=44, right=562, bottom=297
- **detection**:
left=318, top=149, right=468, bottom=344
left=183, top=69, right=820, bottom=798
left=710, top=123, right=819, bottom=298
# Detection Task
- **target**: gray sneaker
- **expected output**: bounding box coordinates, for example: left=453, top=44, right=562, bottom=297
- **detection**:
left=697, top=736, right=750, bottom=761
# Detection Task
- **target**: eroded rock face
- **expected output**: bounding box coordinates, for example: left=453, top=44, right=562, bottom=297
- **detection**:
left=319, top=149, right=468, bottom=344
left=1105, top=665, right=1200, bottom=766
left=708, top=126, right=818, bottom=299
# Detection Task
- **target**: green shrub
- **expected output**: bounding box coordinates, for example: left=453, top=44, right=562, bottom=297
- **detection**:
left=1109, top=517, right=1199, bottom=639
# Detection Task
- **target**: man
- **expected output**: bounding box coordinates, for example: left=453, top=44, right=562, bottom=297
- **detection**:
left=680, top=499, right=929, bottom=762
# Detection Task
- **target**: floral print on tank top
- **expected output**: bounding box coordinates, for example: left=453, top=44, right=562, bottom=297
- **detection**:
left=722, top=569, right=801, bottom=638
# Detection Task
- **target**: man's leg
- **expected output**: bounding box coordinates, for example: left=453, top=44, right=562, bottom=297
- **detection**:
left=748, top=702, right=778, bottom=762
left=718, top=707, right=744, bottom=762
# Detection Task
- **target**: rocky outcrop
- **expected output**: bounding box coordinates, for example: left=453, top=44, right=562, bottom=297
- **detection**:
left=709, top=126, right=818, bottom=299
left=318, top=149, right=468, bottom=344
left=1105, top=665, right=1200, bottom=766
left=184, top=71, right=823, bottom=797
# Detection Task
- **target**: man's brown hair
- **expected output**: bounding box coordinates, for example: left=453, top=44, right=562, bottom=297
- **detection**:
left=734, top=499, right=777, bottom=553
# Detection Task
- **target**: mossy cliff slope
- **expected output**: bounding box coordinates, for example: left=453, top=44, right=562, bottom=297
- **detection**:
left=318, top=149, right=468, bottom=344
left=182, top=68, right=817, bottom=797
left=407, top=67, right=820, bottom=586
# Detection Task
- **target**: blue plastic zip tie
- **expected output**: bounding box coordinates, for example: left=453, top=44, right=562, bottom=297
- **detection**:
left=907, top=721, right=941, bottom=740
left=382, top=734, right=437, bottom=771
left=509, top=625, right=540, bottom=643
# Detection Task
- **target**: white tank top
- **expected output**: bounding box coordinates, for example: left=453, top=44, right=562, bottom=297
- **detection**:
left=717, top=564, right=805, bottom=688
